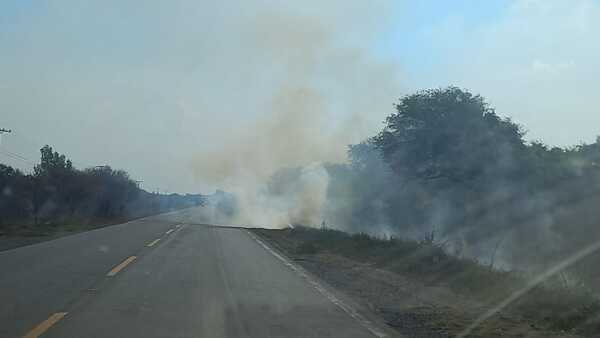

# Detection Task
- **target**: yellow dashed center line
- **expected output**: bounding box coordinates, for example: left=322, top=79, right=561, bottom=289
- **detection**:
left=23, top=312, right=67, bottom=338
left=25, top=226, right=183, bottom=337
left=146, top=238, right=161, bottom=247
left=106, top=256, right=137, bottom=277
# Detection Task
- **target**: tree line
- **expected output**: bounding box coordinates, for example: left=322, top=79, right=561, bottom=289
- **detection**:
left=0, top=145, right=203, bottom=233
left=267, top=87, right=600, bottom=283
left=331, top=87, right=600, bottom=276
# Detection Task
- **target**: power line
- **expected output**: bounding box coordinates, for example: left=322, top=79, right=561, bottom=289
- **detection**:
left=0, top=149, right=34, bottom=163
left=0, top=150, right=36, bottom=166
left=2, top=149, right=32, bottom=163
left=0, top=129, right=35, bottom=167
left=8, top=131, right=94, bottom=169
left=0, top=128, right=36, bottom=168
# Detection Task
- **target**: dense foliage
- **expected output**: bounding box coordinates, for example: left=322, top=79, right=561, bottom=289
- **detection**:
left=323, top=87, right=600, bottom=279
left=0, top=145, right=203, bottom=232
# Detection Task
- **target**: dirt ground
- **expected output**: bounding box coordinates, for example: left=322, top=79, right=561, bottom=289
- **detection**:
left=254, top=228, right=583, bottom=338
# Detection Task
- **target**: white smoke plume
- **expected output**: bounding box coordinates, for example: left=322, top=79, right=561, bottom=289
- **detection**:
left=190, top=3, right=401, bottom=228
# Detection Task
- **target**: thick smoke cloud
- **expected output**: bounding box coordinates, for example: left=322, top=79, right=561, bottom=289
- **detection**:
left=190, top=3, right=401, bottom=227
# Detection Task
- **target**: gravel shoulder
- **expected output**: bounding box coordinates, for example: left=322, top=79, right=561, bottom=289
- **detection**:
left=253, top=227, right=583, bottom=338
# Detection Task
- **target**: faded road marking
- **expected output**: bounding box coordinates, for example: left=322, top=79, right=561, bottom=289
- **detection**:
left=244, top=231, right=387, bottom=338
left=107, top=256, right=137, bottom=277
left=165, top=229, right=174, bottom=235
left=23, top=312, right=67, bottom=338
left=146, top=239, right=161, bottom=247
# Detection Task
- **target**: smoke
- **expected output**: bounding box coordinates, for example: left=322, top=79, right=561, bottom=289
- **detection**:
left=189, top=3, right=595, bottom=277
left=226, top=164, right=330, bottom=227
left=190, top=3, right=401, bottom=227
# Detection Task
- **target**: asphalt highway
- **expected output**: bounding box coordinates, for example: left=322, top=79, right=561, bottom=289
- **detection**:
left=0, top=208, right=388, bottom=337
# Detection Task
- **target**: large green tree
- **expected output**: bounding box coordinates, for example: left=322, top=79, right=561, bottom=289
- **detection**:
left=374, top=87, right=526, bottom=184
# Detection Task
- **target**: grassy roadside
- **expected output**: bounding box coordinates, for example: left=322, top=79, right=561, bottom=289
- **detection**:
left=0, top=208, right=187, bottom=252
left=0, top=218, right=132, bottom=251
left=253, top=226, right=600, bottom=338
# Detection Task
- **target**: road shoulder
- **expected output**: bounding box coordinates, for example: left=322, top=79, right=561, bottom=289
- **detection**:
left=252, top=227, right=582, bottom=338
left=248, top=228, right=402, bottom=338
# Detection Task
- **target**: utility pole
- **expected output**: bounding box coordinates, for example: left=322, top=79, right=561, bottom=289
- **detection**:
left=0, top=128, right=11, bottom=146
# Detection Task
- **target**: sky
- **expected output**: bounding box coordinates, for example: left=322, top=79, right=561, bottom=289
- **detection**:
left=1, top=0, right=599, bottom=193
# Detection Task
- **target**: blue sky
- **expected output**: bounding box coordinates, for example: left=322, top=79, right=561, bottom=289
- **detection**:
left=1, top=0, right=599, bottom=192
left=380, top=0, right=510, bottom=74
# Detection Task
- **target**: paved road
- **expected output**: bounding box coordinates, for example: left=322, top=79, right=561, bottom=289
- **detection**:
left=0, top=208, right=386, bottom=337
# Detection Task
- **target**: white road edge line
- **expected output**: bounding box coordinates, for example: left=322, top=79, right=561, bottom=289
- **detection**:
left=165, top=229, right=174, bottom=235
left=244, top=230, right=387, bottom=338
left=147, top=238, right=161, bottom=247
left=171, top=224, right=186, bottom=235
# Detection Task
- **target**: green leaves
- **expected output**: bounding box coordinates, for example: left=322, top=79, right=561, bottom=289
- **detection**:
left=375, top=87, right=525, bottom=184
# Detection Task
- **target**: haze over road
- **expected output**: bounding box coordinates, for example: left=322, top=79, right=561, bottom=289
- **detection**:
left=0, top=208, right=388, bottom=338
